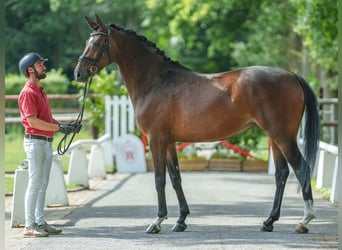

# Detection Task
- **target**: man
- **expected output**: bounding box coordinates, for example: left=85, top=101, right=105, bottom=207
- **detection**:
left=18, top=52, right=78, bottom=237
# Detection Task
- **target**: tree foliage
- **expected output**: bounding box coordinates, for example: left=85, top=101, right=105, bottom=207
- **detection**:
left=5, top=0, right=145, bottom=77
left=291, top=0, right=338, bottom=75
left=6, top=0, right=337, bottom=82
left=142, top=0, right=337, bottom=87
left=143, top=0, right=263, bottom=72
left=5, top=0, right=337, bottom=144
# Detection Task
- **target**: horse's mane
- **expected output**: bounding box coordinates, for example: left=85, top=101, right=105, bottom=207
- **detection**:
left=110, top=24, right=181, bottom=66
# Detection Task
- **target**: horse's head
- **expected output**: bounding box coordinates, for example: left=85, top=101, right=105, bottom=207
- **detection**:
left=74, top=15, right=112, bottom=82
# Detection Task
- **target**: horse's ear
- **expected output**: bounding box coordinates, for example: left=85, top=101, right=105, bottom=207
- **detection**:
left=85, top=16, right=98, bottom=30
left=95, top=14, right=106, bottom=31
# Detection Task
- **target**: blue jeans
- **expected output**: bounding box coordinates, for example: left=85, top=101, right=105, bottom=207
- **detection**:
left=24, top=138, right=53, bottom=227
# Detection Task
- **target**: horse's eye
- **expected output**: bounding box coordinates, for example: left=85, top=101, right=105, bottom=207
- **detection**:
left=92, top=41, right=100, bottom=47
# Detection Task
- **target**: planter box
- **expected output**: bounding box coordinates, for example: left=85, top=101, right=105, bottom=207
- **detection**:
left=179, top=159, right=208, bottom=171
left=242, top=160, right=268, bottom=172
left=147, top=158, right=267, bottom=172
left=146, top=158, right=208, bottom=172
left=208, top=158, right=242, bottom=171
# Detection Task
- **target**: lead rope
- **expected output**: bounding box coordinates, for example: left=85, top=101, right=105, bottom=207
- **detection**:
left=57, top=76, right=93, bottom=155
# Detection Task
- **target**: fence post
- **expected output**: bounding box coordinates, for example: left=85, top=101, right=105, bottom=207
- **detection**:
left=330, top=156, right=338, bottom=203
left=100, top=133, right=113, bottom=166
left=88, top=145, right=106, bottom=179
left=316, top=150, right=336, bottom=188
left=45, top=158, right=69, bottom=206
left=10, top=161, right=29, bottom=227
left=67, top=146, right=89, bottom=188
left=113, top=95, right=120, bottom=142
left=105, top=96, right=112, bottom=136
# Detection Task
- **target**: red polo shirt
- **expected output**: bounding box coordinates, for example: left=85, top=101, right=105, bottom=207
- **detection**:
left=18, top=81, right=54, bottom=137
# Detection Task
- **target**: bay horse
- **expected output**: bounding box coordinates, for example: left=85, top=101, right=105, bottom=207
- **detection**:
left=74, top=16, right=320, bottom=234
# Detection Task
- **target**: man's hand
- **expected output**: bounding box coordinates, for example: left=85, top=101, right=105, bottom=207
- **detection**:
left=58, top=124, right=75, bottom=134
left=68, top=121, right=82, bottom=133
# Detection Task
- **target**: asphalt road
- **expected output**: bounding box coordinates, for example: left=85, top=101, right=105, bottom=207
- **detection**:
left=5, top=172, right=338, bottom=249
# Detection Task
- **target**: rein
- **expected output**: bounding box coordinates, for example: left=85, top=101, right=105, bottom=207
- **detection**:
left=57, top=26, right=111, bottom=155
left=56, top=76, right=93, bottom=155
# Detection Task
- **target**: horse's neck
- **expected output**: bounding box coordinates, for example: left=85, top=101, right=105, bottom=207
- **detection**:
left=111, top=29, right=165, bottom=105
left=118, top=66, right=159, bottom=107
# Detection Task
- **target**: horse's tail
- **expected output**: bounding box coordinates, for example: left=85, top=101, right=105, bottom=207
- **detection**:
left=294, top=73, right=320, bottom=172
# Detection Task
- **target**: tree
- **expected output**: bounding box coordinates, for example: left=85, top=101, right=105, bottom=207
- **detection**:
left=142, top=0, right=337, bottom=93
left=230, top=0, right=298, bottom=69
left=5, top=0, right=145, bottom=78
left=143, top=0, right=264, bottom=72
left=292, top=0, right=338, bottom=93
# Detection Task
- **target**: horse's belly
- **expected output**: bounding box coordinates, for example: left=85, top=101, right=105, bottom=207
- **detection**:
left=173, top=114, right=251, bottom=142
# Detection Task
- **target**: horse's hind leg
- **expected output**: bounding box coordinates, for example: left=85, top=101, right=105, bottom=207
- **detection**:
left=166, top=143, right=190, bottom=232
left=280, top=140, right=315, bottom=233
left=261, top=143, right=290, bottom=232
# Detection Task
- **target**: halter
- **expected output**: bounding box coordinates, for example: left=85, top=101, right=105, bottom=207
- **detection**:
left=57, top=26, right=111, bottom=155
left=78, top=25, right=111, bottom=76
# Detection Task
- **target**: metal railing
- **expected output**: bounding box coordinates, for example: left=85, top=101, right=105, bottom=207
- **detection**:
left=318, top=98, right=338, bottom=144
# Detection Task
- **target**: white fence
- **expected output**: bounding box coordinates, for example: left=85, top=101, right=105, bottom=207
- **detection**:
left=105, top=95, right=135, bottom=149
left=316, top=141, right=338, bottom=203
left=319, top=98, right=338, bottom=144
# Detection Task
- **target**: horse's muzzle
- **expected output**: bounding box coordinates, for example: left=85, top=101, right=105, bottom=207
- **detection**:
left=74, top=66, right=89, bottom=82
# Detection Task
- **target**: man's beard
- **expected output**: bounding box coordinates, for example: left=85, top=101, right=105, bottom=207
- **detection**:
left=34, top=71, right=46, bottom=80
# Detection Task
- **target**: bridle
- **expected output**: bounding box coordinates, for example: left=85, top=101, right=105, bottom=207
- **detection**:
left=57, top=26, right=111, bottom=155
left=78, top=25, right=111, bottom=76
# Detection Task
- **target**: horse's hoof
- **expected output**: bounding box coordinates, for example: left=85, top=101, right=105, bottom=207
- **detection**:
left=295, top=223, right=309, bottom=233
left=171, top=222, right=187, bottom=232
left=146, top=224, right=161, bottom=234
left=260, top=222, right=274, bottom=232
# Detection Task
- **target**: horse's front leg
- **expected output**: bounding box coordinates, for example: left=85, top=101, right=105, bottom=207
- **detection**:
left=261, top=145, right=289, bottom=232
left=166, top=143, right=190, bottom=232
left=146, top=137, right=168, bottom=234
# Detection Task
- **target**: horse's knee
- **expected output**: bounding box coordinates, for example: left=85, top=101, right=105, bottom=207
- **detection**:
left=275, top=167, right=289, bottom=181
left=155, top=175, right=166, bottom=190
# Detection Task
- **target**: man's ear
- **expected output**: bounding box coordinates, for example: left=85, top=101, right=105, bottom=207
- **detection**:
left=27, top=66, right=34, bottom=74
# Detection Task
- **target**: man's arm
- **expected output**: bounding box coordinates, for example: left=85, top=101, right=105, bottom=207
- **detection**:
left=26, top=115, right=59, bottom=132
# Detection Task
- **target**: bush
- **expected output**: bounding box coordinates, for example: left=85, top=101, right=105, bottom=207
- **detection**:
left=5, top=68, right=69, bottom=94
left=5, top=73, right=26, bottom=95
left=227, top=126, right=267, bottom=158
left=5, top=68, right=71, bottom=111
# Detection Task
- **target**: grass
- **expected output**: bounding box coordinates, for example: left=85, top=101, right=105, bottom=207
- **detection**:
left=311, top=178, right=332, bottom=201
left=5, top=176, right=13, bottom=195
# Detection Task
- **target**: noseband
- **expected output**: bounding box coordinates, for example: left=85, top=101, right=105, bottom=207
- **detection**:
left=78, top=25, right=111, bottom=76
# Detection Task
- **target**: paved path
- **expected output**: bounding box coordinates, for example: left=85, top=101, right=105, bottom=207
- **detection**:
left=5, top=172, right=338, bottom=249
